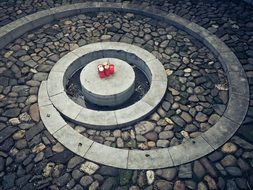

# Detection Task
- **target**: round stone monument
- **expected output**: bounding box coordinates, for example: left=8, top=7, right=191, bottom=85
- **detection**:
left=80, top=58, right=135, bottom=106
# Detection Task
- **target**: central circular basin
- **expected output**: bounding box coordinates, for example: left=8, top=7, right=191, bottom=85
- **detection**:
left=80, top=58, right=135, bottom=106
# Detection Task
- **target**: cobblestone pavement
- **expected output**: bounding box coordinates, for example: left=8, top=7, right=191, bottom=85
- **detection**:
left=0, top=0, right=253, bottom=190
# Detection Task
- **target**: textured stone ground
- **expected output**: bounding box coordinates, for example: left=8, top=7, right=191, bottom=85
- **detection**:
left=0, top=0, right=253, bottom=190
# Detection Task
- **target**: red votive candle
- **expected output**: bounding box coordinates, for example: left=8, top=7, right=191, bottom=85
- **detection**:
left=104, top=63, right=111, bottom=76
left=98, top=65, right=106, bottom=78
left=109, top=64, right=115, bottom=74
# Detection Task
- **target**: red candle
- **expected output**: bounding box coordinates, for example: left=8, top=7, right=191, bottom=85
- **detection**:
left=104, top=63, right=110, bottom=76
left=109, top=64, right=115, bottom=74
left=98, top=64, right=106, bottom=78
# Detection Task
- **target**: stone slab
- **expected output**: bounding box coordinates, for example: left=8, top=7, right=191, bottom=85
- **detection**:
left=223, top=94, right=249, bottom=125
left=24, top=9, right=55, bottom=28
left=54, top=125, right=93, bottom=157
left=218, top=51, right=244, bottom=73
left=85, top=142, right=128, bottom=168
left=51, top=52, right=79, bottom=73
left=166, top=13, right=190, bottom=31
left=201, top=117, right=239, bottom=150
left=202, top=36, right=231, bottom=56
left=50, top=92, right=82, bottom=120
left=4, top=17, right=33, bottom=40
left=229, top=71, right=249, bottom=98
left=146, top=59, right=167, bottom=82
left=75, top=109, right=117, bottom=128
left=50, top=4, right=83, bottom=19
left=142, top=81, right=167, bottom=107
left=40, top=104, right=67, bottom=134
left=0, top=27, right=12, bottom=49
left=169, top=136, right=214, bottom=166
left=47, top=71, right=64, bottom=97
left=127, top=45, right=156, bottom=63
left=183, top=22, right=212, bottom=43
left=72, top=42, right=103, bottom=57
left=127, top=149, right=173, bottom=169
left=38, top=81, right=51, bottom=107
left=115, top=100, right=153, bottom=126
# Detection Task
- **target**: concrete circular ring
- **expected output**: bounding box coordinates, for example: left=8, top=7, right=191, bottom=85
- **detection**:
left=0, top=2, right=249, bottom=169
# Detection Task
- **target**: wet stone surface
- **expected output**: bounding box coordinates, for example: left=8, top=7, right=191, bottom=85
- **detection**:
left=0, top=0, right=252, bottom=189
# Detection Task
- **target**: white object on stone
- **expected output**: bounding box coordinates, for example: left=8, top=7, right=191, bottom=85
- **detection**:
left=80, top=161, right=99, bottom=175
left=146, top=170, right=155, bottom=185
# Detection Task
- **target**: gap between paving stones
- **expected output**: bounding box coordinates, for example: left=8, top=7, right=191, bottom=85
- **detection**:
left=1, top=2, right=250, bottom=169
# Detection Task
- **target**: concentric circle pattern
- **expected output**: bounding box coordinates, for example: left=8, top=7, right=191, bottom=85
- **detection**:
left=0, top=2, right=249, bottom=170
left=46, top=42, right=167, bottom=129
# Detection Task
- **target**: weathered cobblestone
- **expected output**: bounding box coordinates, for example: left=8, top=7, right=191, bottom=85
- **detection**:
left=0, top=0, right=252, bottom=189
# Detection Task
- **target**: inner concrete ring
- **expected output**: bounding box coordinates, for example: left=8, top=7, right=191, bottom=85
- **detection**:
left=46, top=42, right=167, bottom=129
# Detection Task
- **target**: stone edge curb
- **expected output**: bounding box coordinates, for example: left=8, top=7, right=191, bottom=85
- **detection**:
left=47, top=42, right=167, bottom=129
left=0, top=2, right=249, bottom=169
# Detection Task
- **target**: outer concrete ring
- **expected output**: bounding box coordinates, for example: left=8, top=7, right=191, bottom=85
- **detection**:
left=1, top=2, right=249, bottom=169
left=47, top=42, right=167, bottom=129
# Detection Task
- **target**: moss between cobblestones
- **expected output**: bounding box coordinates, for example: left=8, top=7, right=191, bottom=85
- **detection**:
left=119, top=170, right=133, bottom=186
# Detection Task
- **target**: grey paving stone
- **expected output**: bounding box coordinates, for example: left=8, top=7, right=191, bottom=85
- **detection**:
left=142, top=81, right=167, bottom=107
left=169, top=136, right=214, bottom=166
left=38, top=81, right=51, bottom=107
left=47, top=71, right=64, bottom=97
left=223, top=94, right=249, bottom=125
left=166, top=13, right=190, bottom=31
left=54, top=125, right=93, bottom=157
left=24, top=10, right=55, bottom=28
left=50, top=92, right=82, bottom=120
left=229, top=71, right=249, bottom=98
left=51, top=52, right=79, bottom=73
left=46, top=42, right=167, bottom=129
left=115, top=100, right=153, bottom=126
left=127, top=45, right=156, bottom=63
left=0, top=27, right=12, bottom=49
left=40, top=104, right=67, bottom=134
left=85, top=142, right=128, bottom=168
left=72, top=42, right=103, bottom=57
left=100, top=42, right=131, bottom=52
left=122, top=2, right=147, bottom=14
left=219, top=52, right=244, bottom=73
left=0, top=126, right=18, bottom=144
left=25, top=122, right=44, bottom=141
left=5, top=17, right=33, bottom=40
left=184, top=22, right=212, bottom=42
left=178, top=163, right=192, bottom=179
left=143, top=5, right=168, bottom=19
left=201, top=117, right=239, bottom=150
left=127, top=149, right=173, bottom=169
left=145, top=59, right=167, bottom=82
left=77, top=2, right=102, bottom=13
left=50, top=4, right=81, bottom=19
left=202, top=36, right=231, bottom=56
left=75, top=109, right=117, bottom=129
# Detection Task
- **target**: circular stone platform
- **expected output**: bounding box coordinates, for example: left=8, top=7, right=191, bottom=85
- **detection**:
left=80, top=58, right=135, bottom=106
left=45, top=42, right=167, bottom=129
left=2, top=2, right=247, bottom=169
